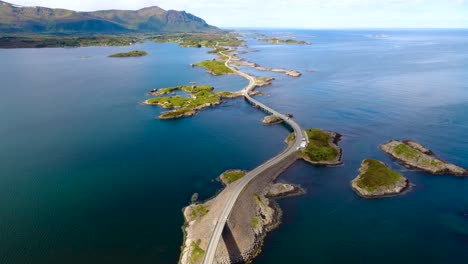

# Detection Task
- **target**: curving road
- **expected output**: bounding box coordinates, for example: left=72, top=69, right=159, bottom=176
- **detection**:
left=201, top=52, right=308, bottom=264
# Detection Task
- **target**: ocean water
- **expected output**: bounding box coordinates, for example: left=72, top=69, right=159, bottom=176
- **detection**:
left=0, top=30, right=467, bottom=264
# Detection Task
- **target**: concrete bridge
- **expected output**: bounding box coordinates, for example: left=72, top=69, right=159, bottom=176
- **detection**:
left=201, top=52, right=308, bottom=264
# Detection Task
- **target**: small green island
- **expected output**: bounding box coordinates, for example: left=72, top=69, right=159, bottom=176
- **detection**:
left=194, top=60, right=233, bottom=75
left=257, top=37, right=310, bottom=45
left=380, top=140, right=467, bottom=176
left=108, top=50, right=148, bottom=58
left=351, top=159, right=409, bottom=198
left=288, top=128, right=342, bottom=165
left=144, top=85, right=242, bottom=119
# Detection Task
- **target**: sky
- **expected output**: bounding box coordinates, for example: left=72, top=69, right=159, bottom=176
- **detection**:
left=7, top=0, right=468, bottom=28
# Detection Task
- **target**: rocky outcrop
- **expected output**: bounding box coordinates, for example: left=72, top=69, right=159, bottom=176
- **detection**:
left=262, top=115, right=284, bottom=125
left=380, top=140, right=467, bottom=176
left=254, top=76, right=275, bottom=87
left=266, top=183, right=305, bottom=198
left=351, top=159, right=410, bottom=198
left=230, top=54, right=302, bottom=78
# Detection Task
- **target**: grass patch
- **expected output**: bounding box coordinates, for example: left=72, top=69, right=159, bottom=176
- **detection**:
left=394, top=143, right=420, bottom=160
left=286, top=133, right=296, bottom=144
left=356, top=159, right=404, bottom=192
left=189, top=241, right=205, bottom=264
left=221, top=170, right=246, bottom=184
left=195, top=60, right=233, bottom=75
left=252, top=216, right=260, bottom=229
left=188, top=205, right=209, bottom=221
left=216, top=91, right=235, bottom=97
left=109, top=50, right=147, bottom=57
left=301, top=129, right=339, bottom=162
left=422, top=159, right=439, bottom=167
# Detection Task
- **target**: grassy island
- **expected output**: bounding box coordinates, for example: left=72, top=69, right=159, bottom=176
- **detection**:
left=380, top=140, right=467, bottom=176
left=299, top=129, right=341, bottom=165
left=145, top=85, right=241, bottom=119
left=352, top=159, right=409, bottom=198
left=109, top=50, right=148, bottom=57
left=257, top=37, right=310, bottom=45
left=194, top=60, right=233, bottom=75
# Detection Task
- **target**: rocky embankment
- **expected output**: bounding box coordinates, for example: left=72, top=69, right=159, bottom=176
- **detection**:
left=180, top=154, right=302, bottom=264
left=351, top=159, right=410, bottom=198
left=229, top=54, right=302, bottom=77
left=262, top=115, right=284, bottom=125
left=380, top=140, right=467, bottom=176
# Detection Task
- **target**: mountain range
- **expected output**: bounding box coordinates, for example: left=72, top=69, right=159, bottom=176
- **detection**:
left=0, top=1, right=218, bottom=33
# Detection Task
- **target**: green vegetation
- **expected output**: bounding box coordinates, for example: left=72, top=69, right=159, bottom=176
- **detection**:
left=356, top=159, right=404, bottom=192
left=254, top=194, right=263, bottom=205
left=257, top=37, right=310, bottom=45
left=146, top=85, right=237, bottom=119
left=151, top=33, right=243, bottom=48
left=215, top=91, right=235, bottom=97
left=301, top=129, right=339, bottom=162
left=394, top=143, right=420, bottom=160
left=0, top=1, right=217, bottom=34
left=252, top=216, right=260, bottom=229
left=0, top=35, right=138, bottom=48
left=189, top=241, right=205, bottom=264
left=221, top=170, right=246, bottom=184
left=423, top=159, right=440, bottom=167
left=188, top=205, right=209, bottom=221
left=195, top=60, right=233, bottom=75
left=286, top=133, right=296, bottom=144
left=109, top=50, right=148, bottom=57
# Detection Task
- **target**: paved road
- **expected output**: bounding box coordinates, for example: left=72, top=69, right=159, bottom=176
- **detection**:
left=201, top=53, right=307, bottom=264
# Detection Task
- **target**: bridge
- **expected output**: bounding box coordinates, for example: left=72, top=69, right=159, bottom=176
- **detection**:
left=201, top=53, right=308, bottom=264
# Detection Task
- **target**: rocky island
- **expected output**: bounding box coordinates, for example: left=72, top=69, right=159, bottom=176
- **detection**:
left=380, top=140, right=467, bottom=176
left=288, top=128, right=342, bottom=166
left=143, top=85, right=242, bottom=119
left=228, top=53, right=302, bottom=77
left=108, top=50, right=148, bottom=57
left=352, top=159, right=409, bottom=198
left=262, top=115, right=284, bottom=125
left=256, top=37, right=310, bottom=45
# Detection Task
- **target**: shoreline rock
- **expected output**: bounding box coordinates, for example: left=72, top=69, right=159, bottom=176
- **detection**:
left=262, top=115, right=284, bottom=125
left=230, top=54, right=302, bottom=78
left=351, top=159, right=410, bottom=198
left=380, top=140, right=467, bottom=176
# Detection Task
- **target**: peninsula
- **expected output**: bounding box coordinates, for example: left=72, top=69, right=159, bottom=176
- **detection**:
left=380, top=140, right=467, bottom=176
left=351, top=159, right=410, bottom=198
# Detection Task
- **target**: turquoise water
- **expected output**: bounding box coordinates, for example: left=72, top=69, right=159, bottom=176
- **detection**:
left=0, top=30, right=467, bottom=263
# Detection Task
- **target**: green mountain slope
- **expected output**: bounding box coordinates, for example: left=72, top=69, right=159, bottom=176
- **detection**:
left=0, top=1, right=218, bottom=33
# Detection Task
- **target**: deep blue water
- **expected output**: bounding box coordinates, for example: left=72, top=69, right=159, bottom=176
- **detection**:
left=0, top=30, right=467, bottom=264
